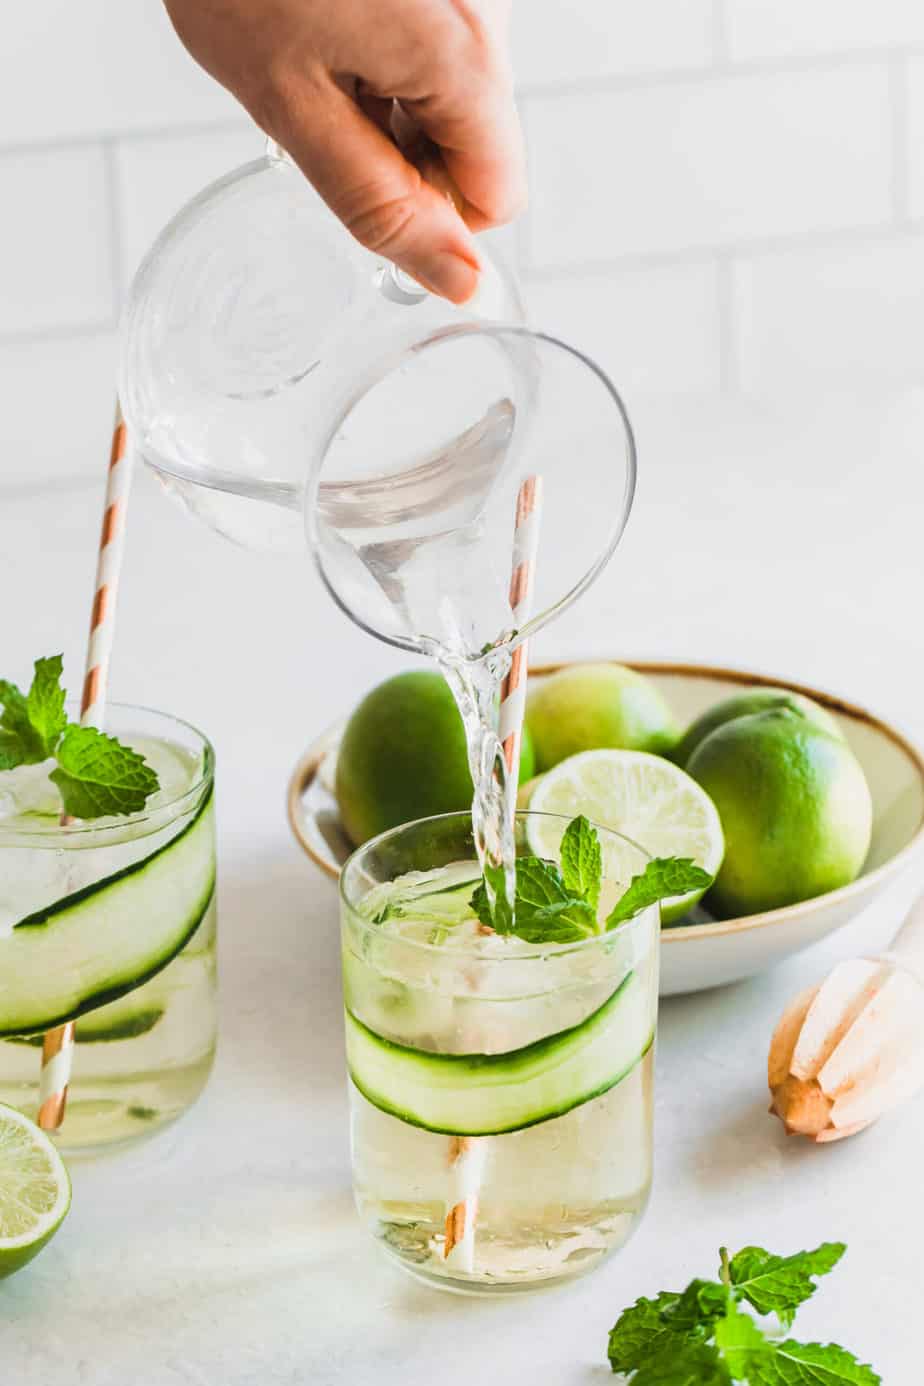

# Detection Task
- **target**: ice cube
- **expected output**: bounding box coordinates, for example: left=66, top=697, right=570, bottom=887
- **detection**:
left=0, top=761, right=61, bottom=822
left=129, top=736, right=202, bottom=807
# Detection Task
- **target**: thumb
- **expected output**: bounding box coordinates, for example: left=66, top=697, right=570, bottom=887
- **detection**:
left=272, top=76, right=483, bottom=304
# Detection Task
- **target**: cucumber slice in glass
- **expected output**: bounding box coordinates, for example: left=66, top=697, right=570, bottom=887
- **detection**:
left=8, top=1005, right=165, bottom=1046
left=345, top=969, right=651, bottom=1136
left=0, top=789, right=215, bottom=1037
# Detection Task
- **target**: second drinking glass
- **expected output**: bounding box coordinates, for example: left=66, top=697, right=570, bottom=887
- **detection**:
left=341, top=810, right=659, bottom=1293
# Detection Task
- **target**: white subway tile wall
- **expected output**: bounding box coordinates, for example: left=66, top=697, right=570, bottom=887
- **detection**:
left=3, top=2, right=924, bottom=485
left=114, top=126, right=263, bottom=293
left=524, top=67, right=893, bottom=266
left=726, top=1, right=924, bottom=61
left=905, top=57, right=924, bottom=218
left=511, top=0, right=716, bottom=85
left=0, top=146, right=115, bottom=338
left=526, top=263, right=723, bottom=397
left=0, top=2, right=238, bottom=144
left=733, top=234, right=924, bottom=392
left=0, top=333, right=118, bottom=485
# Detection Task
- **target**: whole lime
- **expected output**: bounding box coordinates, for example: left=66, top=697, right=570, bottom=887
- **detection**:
left=526, top=663, right=678, bottom=772
left=336, top=671, right=534, bottom=845
left=674, top=685, right=843, bottom=767
left=687, top=708, right=872, bottom=917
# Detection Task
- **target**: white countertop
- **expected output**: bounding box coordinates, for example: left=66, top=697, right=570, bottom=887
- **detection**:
left=3, top=389, right=923, bottom=1383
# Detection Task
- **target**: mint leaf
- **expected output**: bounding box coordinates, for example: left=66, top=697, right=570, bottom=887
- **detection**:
left=0, top=656, right=68, bottom=767
left=514, top=856, right=570, bottom=910
left=471, top=854, right=598, bottom=944
left=26, top=655, right=67, bottom=757
left=509, top=899, right=598, bottom=944
left=0, top=728, right=31, bottom=771
left=470, top=860, right=513, bottom=934
left=608, top=1292, right=687, bottom=1373
left=0, top=677, right=45, bottom=768
left=729, top=1244, right=846, bottom=1327
left=665, top=1281, right=730, bottom=1334
left=608, top=1284, right=728, bottom=1375
left=632, top=1341, right=731, bottom=1385
left=50, top=725, right=159, bottom=818
left=470, top=879, right=494, bottom=931
left=604, top=1242, right=878, bottom=1386
left=560, top=815, right=602, bottom=909
left=745, top=1341, right=880, bottom=1385
left=513, top=857, right=596, bottom=942
left=713, top=1302, right=771, bottom=1381
left=606, top=857, right=714, bottom=930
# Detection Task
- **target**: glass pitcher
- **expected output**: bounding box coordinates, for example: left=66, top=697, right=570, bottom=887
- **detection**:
left=119, top=142, right=637, bottom=660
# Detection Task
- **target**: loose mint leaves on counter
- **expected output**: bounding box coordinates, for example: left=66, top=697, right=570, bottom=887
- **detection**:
left=607, top=1241, right=879, bottom=1384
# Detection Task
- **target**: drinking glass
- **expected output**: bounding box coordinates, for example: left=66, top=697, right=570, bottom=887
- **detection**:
left=340, top=811, right=658, bottom=1292
left=0, top=705, right=217, bottom=1152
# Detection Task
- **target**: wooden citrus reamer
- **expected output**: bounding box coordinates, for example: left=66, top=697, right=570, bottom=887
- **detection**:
left=769, top=893, right=924, bottom=1141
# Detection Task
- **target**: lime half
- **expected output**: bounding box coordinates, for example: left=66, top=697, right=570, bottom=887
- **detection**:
left=0, top=1104, right=71, bottom=1279
left=527, top=750, right=725, bottom=924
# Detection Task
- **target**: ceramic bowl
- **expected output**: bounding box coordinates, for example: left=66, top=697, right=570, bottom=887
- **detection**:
left=287, top=660, right=924, bottom=995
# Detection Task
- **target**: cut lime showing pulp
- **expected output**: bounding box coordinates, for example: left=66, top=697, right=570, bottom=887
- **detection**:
left=527, top=749, right=724, bottom=924
left=0, top=1104, right=71, bottom=1279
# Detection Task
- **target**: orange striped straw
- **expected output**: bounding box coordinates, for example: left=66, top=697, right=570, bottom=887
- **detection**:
left=443, top=474, right=543, bottom=1271
left=499, top=474, right=542, bottom=793
left=37, top=400, right=135, bottom=1132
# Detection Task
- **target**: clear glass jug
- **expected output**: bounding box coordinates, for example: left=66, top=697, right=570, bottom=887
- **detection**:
left=119, top=143, right=637, bottom=660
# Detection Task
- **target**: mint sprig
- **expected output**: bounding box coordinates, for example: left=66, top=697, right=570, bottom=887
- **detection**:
left=470, top=814, right=713, bottom=945
left=51, top=724, right=159, bottom=818
left=728, top=1243, right=845, bottom=1328
left=606, top=857, right=714, bottom=929
left=607, top=1242, right=879, bottom=1384
left=0, top=655, right=160, bottom=819
left=26, top=654, right=68, bottom=756
left=560, top=814, right=603, bottom=910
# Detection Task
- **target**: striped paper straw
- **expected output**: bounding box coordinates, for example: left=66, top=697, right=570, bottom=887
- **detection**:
left=443, top=474, right=543, bottom=1271
left=37, top=401, right=135, bottom=1133
left=499, top=474, right=542, bottom=790
left=443, top=1133, right=488, bottom=1273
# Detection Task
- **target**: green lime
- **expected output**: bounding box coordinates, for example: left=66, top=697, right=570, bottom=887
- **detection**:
left=526, top=664, right=679, bottom=772
left=336, top=671, right=534, bottom=845
left=527, top=749, right=724, bottom=923
left=0, top=1104, right=71, bottom=1280
left=519, top=723, right=536, bottom=784
left=673, top=685, right=843, bottom=767
left=687, top=708, right=872, bottom=917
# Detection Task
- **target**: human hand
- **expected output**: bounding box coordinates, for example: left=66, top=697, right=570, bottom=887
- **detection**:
left=163, top=0, right=526, bottom=303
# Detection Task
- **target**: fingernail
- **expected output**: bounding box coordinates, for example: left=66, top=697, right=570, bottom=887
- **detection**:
left=416, top=252, right=481, bottom=305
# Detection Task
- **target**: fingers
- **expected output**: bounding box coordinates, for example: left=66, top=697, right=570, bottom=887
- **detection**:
left=408, top=91, right=527, bottom=234
left=271, top=72, right=483, bottom=303
left=402, top=6, right=527, bottom=231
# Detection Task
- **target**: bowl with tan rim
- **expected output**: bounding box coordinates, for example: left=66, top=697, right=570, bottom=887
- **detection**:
left=287, top=660, right=924, bottom=995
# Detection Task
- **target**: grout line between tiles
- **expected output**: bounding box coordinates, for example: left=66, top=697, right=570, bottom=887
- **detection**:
left=0, top=50, right=919, bottom=159
left=0, top=321, right=116, bottom=350
left=0, top=116, right=252, bottom=161
left=0, top=474, right=104, bottom=501
left=521, top=219, right=923, bottom=283
left=515, top=46, right=901, bottom=103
